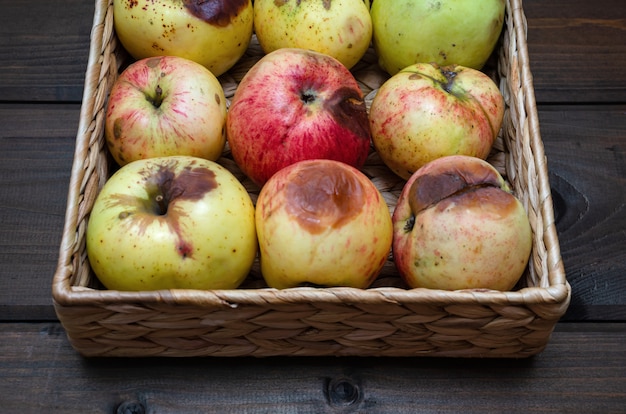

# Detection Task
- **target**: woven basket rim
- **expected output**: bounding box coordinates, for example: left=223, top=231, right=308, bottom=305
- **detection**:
left=52, top=0, right=570, bottom=313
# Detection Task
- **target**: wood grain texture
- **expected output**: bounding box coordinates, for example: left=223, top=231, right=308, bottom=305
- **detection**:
left=0, top=322, right=624, bottom=413
left=541, top=105, right=626, bottom=320
left=0, top=0, right=93, bottom=102
left=525, top=0, right=626, bottom=103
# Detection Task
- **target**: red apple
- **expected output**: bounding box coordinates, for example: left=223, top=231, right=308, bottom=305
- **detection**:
left=105, top=55, right=227, bottom=167
left=226, top=48, right=372, bottom=186
left=255, top=159, right=393, bottom=289
left=392, top=155, right=532, bottom=291
left=86, top=155, right=258, bottom=291
left=369, top=62, right=504, bottom=180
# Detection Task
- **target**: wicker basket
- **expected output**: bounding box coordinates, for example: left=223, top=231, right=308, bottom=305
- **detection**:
left=52, top=0, right=570, bottom=358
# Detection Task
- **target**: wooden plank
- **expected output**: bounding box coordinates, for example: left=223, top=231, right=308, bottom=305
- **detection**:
left=524, top=0, right=626, bottom=103
left=0, top=0, right=93, bottom=102
left=0, top=322, right=624, bottom=413
left=540, top=105, right=626, bottom=320
left=0, top=104, right=78, bottom=320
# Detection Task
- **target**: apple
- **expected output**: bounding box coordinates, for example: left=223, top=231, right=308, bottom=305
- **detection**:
left=369, top=62, right=504, bottom=180
left=86, top=155, right=258, bottom=291
left=113, top=0, right=254, bottom=76
left=105, top=55, right=227, bottom=167
left=253, top=0, right=372, bottom=69
left=255, top=159, right=393, bottom=289
left=392, top=155, right=532, bottom=291
left=226, top=48, right=372, bottom=186
left=371, top=0, right=505, bottom=75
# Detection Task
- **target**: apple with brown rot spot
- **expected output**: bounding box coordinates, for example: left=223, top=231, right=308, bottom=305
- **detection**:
left=113, top=0, right=254, bottom=76
left=105, top=55, right=227, bottom=167
left=392, top=155, right=532, bottom=291
left=369, top=62, right=505, bottom=180
left=226, top=48, right=372, bottom=186
left=86, top=155, right=258, bottom=291
left=255, top=159, right=393, bottom=289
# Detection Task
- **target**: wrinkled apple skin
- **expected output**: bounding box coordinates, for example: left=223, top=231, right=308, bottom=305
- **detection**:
left=369, top=62, right=504, bottom=180
left=256, top=159, right=393, bottom=289
left=226, top=48, right=372, bottom=186
left=392, top=155, right=532, bottom=291
left=105, top=56, right=227, bottom=166
left=113, top=0, right=253, bottom=76
left=371, top=0, right=505, bottom=75
left=253, top=0, right=372, bottom=69
left=86, top=156, right=257, bottom=291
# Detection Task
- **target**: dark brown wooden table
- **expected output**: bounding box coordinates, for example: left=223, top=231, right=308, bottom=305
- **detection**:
left=1, top=0, right=625, bottom=412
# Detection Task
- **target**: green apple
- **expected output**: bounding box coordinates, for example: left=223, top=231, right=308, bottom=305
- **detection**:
left=113, top=0, right=254, bottom=76
left=392, top=155, right=532, bottom=291
left=253, top=0, right=372, bottom=69
left=105, top=56, right=227, bottom=167
left=371, top=0, right=505, bottom=75
left=86, top=156, right=257, bottom=291
left=255, top=159, right=393, bottom=289
left=369, top=62, right=504, bottom=180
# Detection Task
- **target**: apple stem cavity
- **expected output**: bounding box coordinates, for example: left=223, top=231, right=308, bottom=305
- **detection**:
left=300, top=89, right=317, bottom=105
left=146, top=84, right=165, bottom=109
left=155, top=193, right=168, bottom=216
left=439, top=68, right=458, bottom=94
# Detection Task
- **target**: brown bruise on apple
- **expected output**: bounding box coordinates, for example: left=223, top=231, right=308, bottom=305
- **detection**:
left=106, top=159, right=218, bottom=258
left=285, top=163, right=365, bottom=234
left=405, top=160, right=517, bottom=232
left=323, top=86, right=372, bottom=144
left=183, top=0, right=250, bottom=27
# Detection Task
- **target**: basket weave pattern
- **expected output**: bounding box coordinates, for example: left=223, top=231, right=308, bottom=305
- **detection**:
left=53, top=0, right=571, bottom=357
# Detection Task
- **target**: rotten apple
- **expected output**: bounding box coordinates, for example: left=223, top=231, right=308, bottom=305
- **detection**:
left=369, top=62, right=504, bottom=180
left=226, top=48, right=372, bottom=186
left=86, top=155, right=258, bottom=291
left=113, top=0, right=254, bottom=76
left=256, top=159, right=393, bottom=289
left=105, top=55, right=228, bottom=167
left=392, top=155, right=532, bottom=291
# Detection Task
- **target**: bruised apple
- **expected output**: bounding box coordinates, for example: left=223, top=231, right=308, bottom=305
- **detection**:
left=392, top=155, right=532, bottom=291
left=256, top=159, right=393, bottom=289
left=113, top=0, right=253, bottom=76
left=253, top=0, right=372, bottom=69
left=369, top=62, right=504, bottom=180
left=86, top=156, right=257, bottom=291
left=105, top=56, right=227, bottom=166
left=226, top=48, right=371, bottom=186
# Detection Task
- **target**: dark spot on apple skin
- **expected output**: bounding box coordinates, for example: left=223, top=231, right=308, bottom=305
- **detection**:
left=274, top=0, right=331, bottom=9
left=323, top=87, right=371, bottom=145
left=107, top=159, right=219, bottom=259
left=408, top=163, right=503, bottom=216
left=285, top=162, right=364, bottom=234
left=183, top=0, right=250, bottom=28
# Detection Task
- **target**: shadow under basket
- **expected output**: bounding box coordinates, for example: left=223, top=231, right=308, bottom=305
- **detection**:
left=52, top=0, right=571, bottom=358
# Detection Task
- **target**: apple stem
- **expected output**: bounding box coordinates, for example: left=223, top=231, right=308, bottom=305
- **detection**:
left=147, top=85, right=164, bottom=108
left=440, top=69, right=457, bottom=94
left=155, top=194, right=167, bottom=215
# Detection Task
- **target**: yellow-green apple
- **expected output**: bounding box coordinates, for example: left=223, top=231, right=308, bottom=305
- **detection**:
left=226, top=48, right=372, bottom=186
left=256, top=159, right=392, bottom=289
left=392, top=155, right=532, bottom=291
left=105, top=55, right=227, bottom=167
left=371, top=0, right=505, bottom=75
left=369, top=62, right=504, bottom=180
left=113, top=0, right=253, bottom=76
left=253, top=0, right=372, bottom=69
left=86, top=155, right=257, bottom=291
